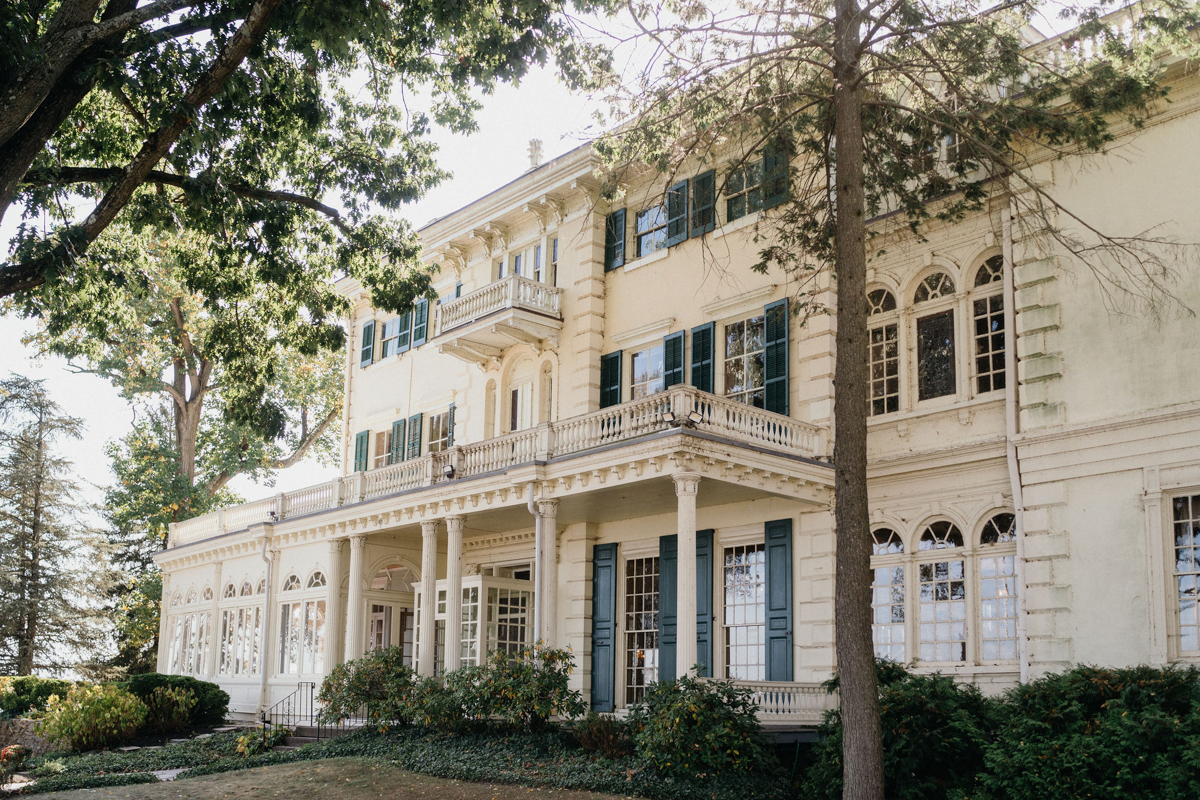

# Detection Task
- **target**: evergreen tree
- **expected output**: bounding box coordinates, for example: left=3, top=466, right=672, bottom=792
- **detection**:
left=0, top=375, right=111, bottom=674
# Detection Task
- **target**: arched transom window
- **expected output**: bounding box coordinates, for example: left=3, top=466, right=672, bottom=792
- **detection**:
left=223, top=583, right=236, bottom=599
left=282, top=574, right=302, bottom=591
left=307, top=571, right=327, bottom=589
left=914, top=272, right=955, bottom=303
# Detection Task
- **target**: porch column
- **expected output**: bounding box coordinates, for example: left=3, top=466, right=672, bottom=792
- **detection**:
left=326, top=540, right=344, bottom=665
left=345, top=534, right=367, bottom=660
left=445, top=515, right=465, bottom=671
left=537, top=499, right=560, bottom=648
left=207, top=561, right=222, bottom=678
left=674, top=472, right=701, bottom=678
left=156, top=572, right=172, bottom=673
left=418, top=519, right=439, bottom=677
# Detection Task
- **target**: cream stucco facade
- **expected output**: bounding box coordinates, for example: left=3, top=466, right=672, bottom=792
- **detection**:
left=154, top=48, right=1200, bottom=728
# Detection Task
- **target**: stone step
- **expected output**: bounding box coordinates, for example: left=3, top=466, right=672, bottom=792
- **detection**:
left=283, top=736, right=317, bottom=747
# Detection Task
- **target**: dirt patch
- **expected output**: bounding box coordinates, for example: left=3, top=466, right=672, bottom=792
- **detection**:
left=40, top=758, right=639, bottom=800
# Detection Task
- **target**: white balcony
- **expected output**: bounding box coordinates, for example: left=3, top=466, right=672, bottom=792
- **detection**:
left=435, top=274, right=563, bottom=365
left=168, top=385, right=830, bottom=548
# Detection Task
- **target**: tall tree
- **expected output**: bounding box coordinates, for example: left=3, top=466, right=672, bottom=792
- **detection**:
left=0, top=0, right=613, bottom=306
left=0, top=374, right=111, bottom=674
left=591, top=1, right=1199, bottom=796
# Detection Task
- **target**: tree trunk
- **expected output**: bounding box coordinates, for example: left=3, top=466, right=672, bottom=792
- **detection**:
left=832, top=0, right=885, bottom=798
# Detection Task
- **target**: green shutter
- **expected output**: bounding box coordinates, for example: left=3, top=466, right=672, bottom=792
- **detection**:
left=412, top=299, right=428, bottom=346
left=604, top=209, right=626, bottom=271
left=658, top=534, right=677, bottom=682
left=690, top=322, right=714, bottom=393
left=665, top=179, right=689, bottom=247
left=690, top=170, right=716, bottom=237
left=446, top=404, right=456, bottom=448
left=599, top=351, right=622, bottom=408
left=696, top=529, right=714, bottom=677
left=359, top=321, right=375, bottom=368
left=764, top=519, right=793, bottom=681
left=396, top=309, right=412, bottom=353
left=663, top=331, right=685, bottom=389
left=390, top=419, right=406, bottom=464
left=764, top=298, right=789, bottom=416
left=353, top=430, right=369, bottom=472
left=590, top=542, right=618, bottom=711
left=763, top=141, right=789, bottom=209
left=406, top=412, right=423, bottom=460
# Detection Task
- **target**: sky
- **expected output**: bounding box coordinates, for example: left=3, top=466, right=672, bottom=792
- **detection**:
left=0, top=62, right=603, bottom=509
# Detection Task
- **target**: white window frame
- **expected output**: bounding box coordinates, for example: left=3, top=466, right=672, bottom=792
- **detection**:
left=910, top=270, right=962, bottom=408
left=278, top=575, right=327, bottom=677
left=218, top=578, right=265, bottom=678
left=970, top=256, right=1006, bottom=397
left=721, top=312, right=766, bottom=408
left=630, top=343, right=666, bottom=400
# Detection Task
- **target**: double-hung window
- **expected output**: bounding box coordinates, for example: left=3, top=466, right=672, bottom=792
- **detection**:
left=631, top=344, right=665, bottom=399
left=1172, top=494, right=1200, bottom=654
left=636, top=205, right=668, bottom=256
left=624, top=556, right=660, bottom=704
left=723, top=314, right=766, bottom=408
left=428, top=411, right=451, bottom=453
left=727, top=158, right=765, bottom=222
left=868, top=289, right=900, bottom=415
left=723, top=543, right=766, bottom=680
left=972, top=256, right=1006, bottom=394
left=373, top=429, right=392, bottom=469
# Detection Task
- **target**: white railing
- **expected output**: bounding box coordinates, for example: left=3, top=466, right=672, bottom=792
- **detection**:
left=437, top=273, right=562, bottom=334
left=733, top=681, right=838, bottom=725
left=170, top=386, right=824, bottom=547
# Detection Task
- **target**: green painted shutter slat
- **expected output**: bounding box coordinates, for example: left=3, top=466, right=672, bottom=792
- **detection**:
left=604, top=209, right=626, bottom=271
left=446, top=404, right=456, bottom=448
left=690, top=170, right=716, bottom=237
left=397, top=309, right=412, bottom=353
left=412, top=299, right=429, bottom=346
left=599, top=351, right=622, bottom=409
left=359, top=321, right=375, bottom=367
left=663, top=331, right=685, bottom=389
left=764, top=298, right=789, bottom=416
left=696, top=529, right=714, bottom=677
left=406, top=412, right=423, bottom=460
left=353, top=431, right=369, bottom=472
left=765, top=519, right=793, bottom=681
left=590, top=542, right=618, bottom=711
left=690, top=322, right=714, bottom=393
left=390, top=419, right=406, bottom=464
left=763, top=141, right=789, bottom=209
left=665, top=180, right=689, bottom=247
left=658, top=534, right=678, bottom=682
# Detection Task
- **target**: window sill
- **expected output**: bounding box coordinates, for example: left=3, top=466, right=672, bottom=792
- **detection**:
left=621, top=247, right=670, bottom=274
left=866, top=394, right=1004, bottom=429
left=711, top=210, right=763, bottom=241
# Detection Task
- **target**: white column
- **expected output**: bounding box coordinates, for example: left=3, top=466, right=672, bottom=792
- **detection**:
left=674, top=472, right=701, bottom=679
left=326, top=540, right=344, bottom=666
left=418, top=520, right=440, bottom=677
left=445, top=516, right=465, bottom=671
left=206, top=561, right=223, bottom=678
left=537, top=499, right=560, bottom=648
left=344, top=534, right=367, bottom=661
left=157, top=572, right=172, bottom=673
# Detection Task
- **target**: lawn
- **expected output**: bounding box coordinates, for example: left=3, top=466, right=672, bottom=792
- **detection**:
left=39, top=758, right=638, bottom=800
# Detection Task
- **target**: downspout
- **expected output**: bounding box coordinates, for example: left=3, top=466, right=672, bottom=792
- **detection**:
left=1003, top=210, right=1031, bottom=683
left=527, top=482, right=543, bottom=644
left=257, top=535, right=274, bottom=714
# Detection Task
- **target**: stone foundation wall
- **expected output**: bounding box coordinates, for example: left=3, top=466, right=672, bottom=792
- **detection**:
left=0, top=718, right=53, bottom=757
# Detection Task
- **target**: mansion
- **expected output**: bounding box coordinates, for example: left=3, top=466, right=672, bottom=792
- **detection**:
left=154, top=32, right=1200, bottom=728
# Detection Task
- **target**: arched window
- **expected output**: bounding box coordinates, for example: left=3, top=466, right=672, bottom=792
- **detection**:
left=256, top=578, right=266, bottom=594
left=223, top=583, right=236, bottom=599
left=307, top=572, right=327, bottom=588
left=870, top=528, right=906, bottom=661
left=867, top=289, right=897, bottom=315
left=913, top=272, right=955, bottom=303
left=867, top=289, right=899, bottom=416
left=917, top=521, right=966, bottom=663
left=202, top=587, right=213, bottom=601
left=171, top=592, right=182, bottom=606
left=978, top=512, right=1018, bottom=661
left=185, top=588, right=198, bottom=604
left=240, top=581, right=254, bottom=597
left=282, top=574, right=302, bottom=591
left=371, top=564, right=417, bottom=592
left=972, top=255, right=1006, bottom=394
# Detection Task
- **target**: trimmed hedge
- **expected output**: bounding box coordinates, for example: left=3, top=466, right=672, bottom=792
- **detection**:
left=0, top=677, right=74, bottom=717
left=122, top=674, right=228, bottom=727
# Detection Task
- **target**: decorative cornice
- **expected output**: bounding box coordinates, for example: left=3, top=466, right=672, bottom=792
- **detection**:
left=701, top=285, right=777, bottom=319
left=612, top=317, right=676, bottom=346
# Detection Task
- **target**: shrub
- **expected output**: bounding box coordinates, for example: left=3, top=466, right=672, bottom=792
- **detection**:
left=236, top=727, right=290, bottom=756
left=37, top=684, right=148, bottom=751
left=802, top=661, right=1000, bottom=800
left=122, top=673, right=228, bottom=727
left=409, top=675, right=471, bottom=731
left=0, top=676, right=74, bottom=717
left=572, top=712, right=633, bottom=758
left=976, top=664, right=1200, bottom=800
left=317, top=646, right=416, bottom=727
left=626, top=672, right=772, bottom=778
left=1, top=744, right=29, bottom=788
left=456, top=646, right=587, bottom=731
left=142, top=686, right=197, bottom=736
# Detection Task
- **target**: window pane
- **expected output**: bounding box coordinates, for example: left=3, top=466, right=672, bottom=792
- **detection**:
left=723, top=544, right=766, bottom=680
left=919, top=559, right=967, bottom=662
left=1173, top=494, right=1200, bottom=652
left=917, top=310, right=956, bottom=400
left=625, top=557, right=660, bottom=704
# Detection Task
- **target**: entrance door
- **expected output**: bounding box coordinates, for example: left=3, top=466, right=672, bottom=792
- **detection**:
left=369, top=604, right=392, bottom=651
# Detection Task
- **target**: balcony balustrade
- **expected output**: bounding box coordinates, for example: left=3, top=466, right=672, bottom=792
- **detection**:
left=169, top=385, right=826, bottom=548
left=435, top=274, right=563, bottom=365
